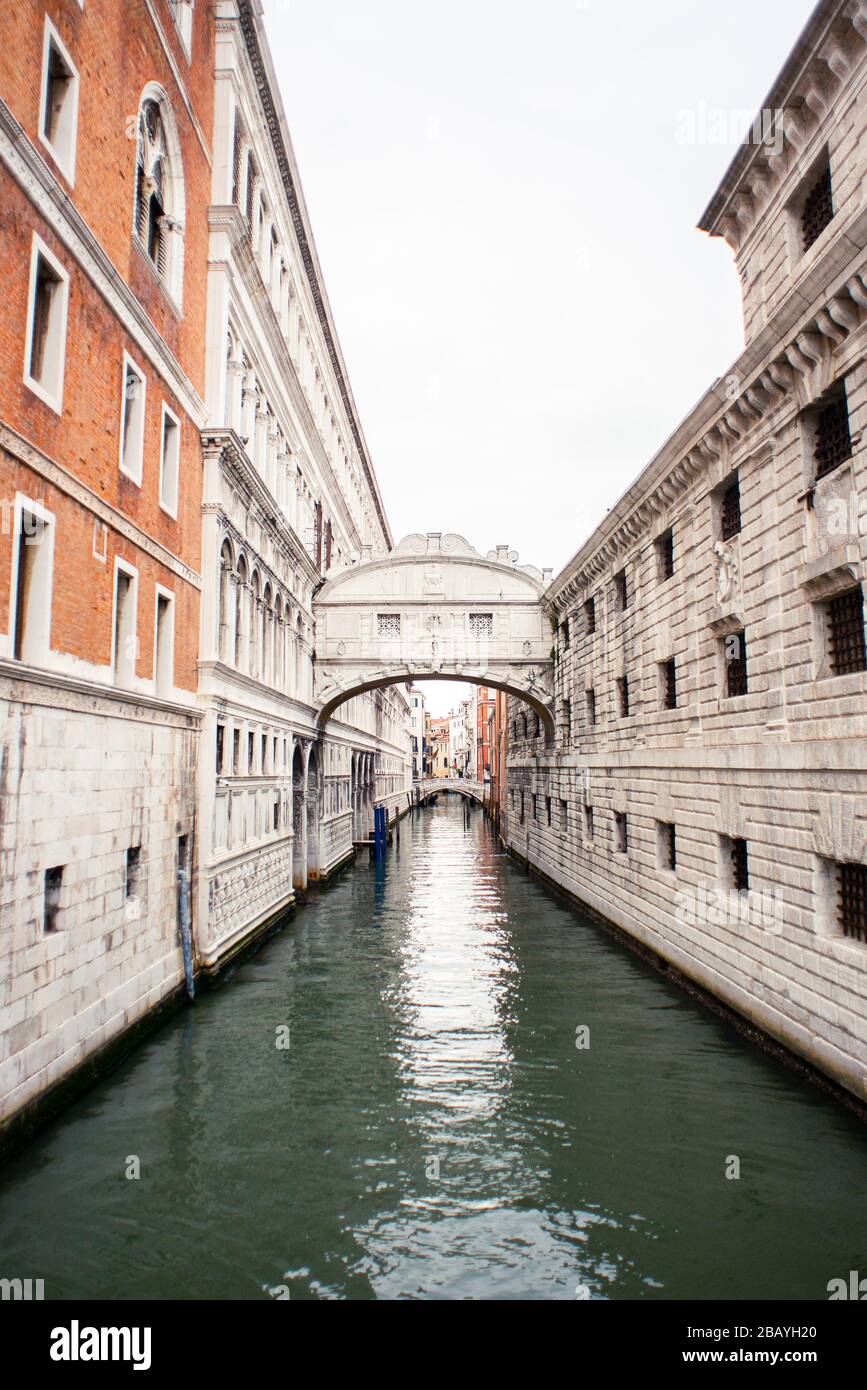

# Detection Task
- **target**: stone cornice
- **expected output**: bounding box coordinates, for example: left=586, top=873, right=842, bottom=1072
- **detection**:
left=235, top=0, right=392, bottom=549
left=548, top=227, right=867, bottom=612
left=698, top=0, right=866, bottom=247
left=0, top=101, right=207, bottom=427
left=201, top=428, right=321, bottom=587
left=1, top=423, right=203, bottom=590
left=0, top=659, right=201, bottom=723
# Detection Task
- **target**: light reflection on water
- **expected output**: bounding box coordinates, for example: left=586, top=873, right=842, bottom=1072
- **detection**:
left=0, top=797, right=866, bottom=1300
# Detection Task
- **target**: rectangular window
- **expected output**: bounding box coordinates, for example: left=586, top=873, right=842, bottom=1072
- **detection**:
left=469, top=613, right=493, bottom=639
left=656, top=529, right=674, bottom=581
left=125, top=845, right=141, bottom=900
left=119, top=355, right=146, bottom=484
left=617, top=675, right=630, bottom=718
left=657, top=821, right=676, bottom=872
left=724, top=630, right=748, bottom=698
left=614, top=811, right=628, bottom=854
left=545, top=796, right=552, bottom=827
left=801, top=160, right=833, bottom=254
left=377, top=613, right=401, bottom=639
left=563, top=697, right=571, bottom=741
left=24, top=236, right=69, bottom=412
left=585, top=805, right=594, bottom=842
left=615, top=569, right=629, bottom=612
left=837, top=861, right=867, bottom=943
left=520, top=790, right=525, bottom=824
left=159, top=406, right=181, bottom=516
left=562, top=617, right=570, bottom=650
left=532, top=794, right=538, bottom=821
left=730, top=837, right=749, bottom=892
left=661, top=658, right=677, bottom=710
left=825, top=586, right=867, bottom=676
left=154, top=590, right=174, bottom=694
left=168, top=0, right=194, bottom=57
left=814, top=391, right=852, bottom=481
left=233, top=729, right=240, bottom=775
left=12, top=501, right=53, bottom=665
left=560, top=799, right=568, bottom=830
left=261, top=732, right=267, bottom=773
left=720, top=476, right=742, bottom=541
left=112, top=564, right=137, bottom=686
left=39, top=18, right=79, bottom=183
left=44, top=865, right=63, bottom=933
left=216, top=723, right=225, bottom=773
left=585, top=596, right=596, bottom=635
left=247, top=730, right=254, bottom=771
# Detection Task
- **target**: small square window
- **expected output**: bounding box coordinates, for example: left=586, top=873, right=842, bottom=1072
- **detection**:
left=826, top=586, right=867, bottom=676
left=469, top=612, right=493, bottom=639
left=656, top=529, right=674, bottom=581
left=614, top=811, right=628, bottom=854
left=723, top=630, right=748, bottom=698
left=377, top=613, right=401, bottom=639
left=159, top=406, right=181, bottom=516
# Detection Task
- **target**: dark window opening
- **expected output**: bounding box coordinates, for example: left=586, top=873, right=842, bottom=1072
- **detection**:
left=44, top=865, right=63, bottom=933
left=827, top=586, right=867, bottom=676
left=801, top=162, right=833, bottom=254
left=585, top=596, right=596, bottom=635
left=731, top=837, right=749, bottom=892
left=725, top=631, right=748, bottom=698
left=216, top=723, right=224, bottom=773
left=587, top=688, right=597, bottom=727
left=562, top=617, right=570, bottom=650
left=615, top=569, right=629, bottom=612
left=614, top=811, right=628, bottom=853
left=663, top=822, right=676, bottom=872
left=617, top=675, right=630, bottom=718
left=720, top=476, right=742, bottom=541
left=662, top=658, right=677, bottom=710
left=125, top=846, right=141, bottom=900
left=838, top=861, right=867, bottom=943
left=657, top=529, right=674, bottom=581
left=814, top=393, right=852, bottom=481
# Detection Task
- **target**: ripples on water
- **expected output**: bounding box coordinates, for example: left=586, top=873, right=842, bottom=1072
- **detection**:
left=1, top=798, right=866, bottom=1300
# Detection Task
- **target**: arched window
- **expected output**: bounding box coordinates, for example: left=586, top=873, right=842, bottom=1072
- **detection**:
left=133, top=90, right=184, bottom=303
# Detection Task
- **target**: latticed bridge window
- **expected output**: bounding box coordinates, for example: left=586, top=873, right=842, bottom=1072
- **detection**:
left=814, top=393, right=852, bottom=481
left=838, top=861, right=867, bottom=943
left=800, top=162, right=833, bottom=254
left=377, top=613, right=401, bottom=639
left=469, top=613, right=493, bottom=639
left=826, top=586, right=867, bottom=676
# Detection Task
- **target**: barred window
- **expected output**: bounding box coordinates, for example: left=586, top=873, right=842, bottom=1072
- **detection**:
left=720, top=476, right=742, bottom=541
left=615, top=569, right=629, bottom=612
left=814, top=394, right=852, bottom=481
left=826, top=586, right=867, bottom=676
left=724, top=630, right=748, bottom=697
left=614, top=811, right=628, bottom=853
left=545, top=796, right=552, bottom=826
left=656, top=529, right=674, bottom=581
left=562, top=616, right=570, bottom=649
left=377, top=613, right=401, bottom=639
left=563, top=697, right=571, bottom=740
left=469, top=613, right=493, bottom=639
left=731, top=837, right=749, bottom=892
left=585, top=596, right=596, bottom=635
left=560, top=800, right=568, bottom=829
left=585, top=805, right=594, bottom=841
left=658, top=821, right=676, bottom=872
left=837, top=861, right=867, bottom=943
left=801, top=162, right=833, bottom=254
left=587, top=688, right=597, bottom=727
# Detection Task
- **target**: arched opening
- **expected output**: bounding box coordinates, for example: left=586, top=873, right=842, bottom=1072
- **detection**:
left=218, top=538, right=234, bottom=663
left=234, top=553, right=247, bottom=671
left=292, top=742, right=306, bottom=892
left=133, top=87, right=185, bottom=305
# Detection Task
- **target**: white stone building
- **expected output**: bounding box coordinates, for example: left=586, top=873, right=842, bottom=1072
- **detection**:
left=197, top=0, right=411, bottom=967
left=505, top=0, right=867, bottom=1104
left=408, top=686, right=427, bottom=780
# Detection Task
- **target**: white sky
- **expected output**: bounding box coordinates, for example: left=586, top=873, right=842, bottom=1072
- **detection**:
left=262, top=0, right=817, bottom=714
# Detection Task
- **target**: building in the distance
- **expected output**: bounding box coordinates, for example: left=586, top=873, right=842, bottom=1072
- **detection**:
left=408, top=686, right=427, bottom=779
left=429, top=715, right=450, bottom=778
left=476, top=685, right=495, bottom=783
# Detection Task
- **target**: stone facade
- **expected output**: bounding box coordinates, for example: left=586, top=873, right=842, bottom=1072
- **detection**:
left=504, top=0, right=867, bottom=1104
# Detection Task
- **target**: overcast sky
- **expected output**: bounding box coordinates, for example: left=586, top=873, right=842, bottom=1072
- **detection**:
left=262, top=0, right=817, bottom=713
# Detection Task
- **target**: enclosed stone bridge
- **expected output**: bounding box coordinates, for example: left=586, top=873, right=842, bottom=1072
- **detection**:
left=313, top=533, right=555, bottom=735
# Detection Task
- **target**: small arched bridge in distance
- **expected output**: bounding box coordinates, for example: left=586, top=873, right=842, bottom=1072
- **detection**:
left=416, top=777, right=487, bottom=807
left=312, top=532, right=556, bottom=736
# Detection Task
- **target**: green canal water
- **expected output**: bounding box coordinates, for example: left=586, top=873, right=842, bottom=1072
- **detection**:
left=1, top=797, right=866, bottom=1300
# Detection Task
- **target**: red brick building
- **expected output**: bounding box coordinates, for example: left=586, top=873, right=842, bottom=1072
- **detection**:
left=0, top=0, right=214, bottom=1132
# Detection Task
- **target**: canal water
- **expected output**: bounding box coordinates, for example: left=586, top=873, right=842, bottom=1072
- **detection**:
left=1, top=797, right=866, bottom=1300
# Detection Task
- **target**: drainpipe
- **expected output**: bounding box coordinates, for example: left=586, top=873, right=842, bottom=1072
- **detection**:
left=177, top=865, right=195, bottom=1001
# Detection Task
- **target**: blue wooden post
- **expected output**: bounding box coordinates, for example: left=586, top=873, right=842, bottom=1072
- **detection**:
left=374, top=806, right=386, bottom=862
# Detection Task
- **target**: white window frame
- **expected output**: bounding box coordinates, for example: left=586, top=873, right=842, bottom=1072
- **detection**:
left=38, top=15, right=80, bottom=185
left=112, top=558, right=139, bottom=686
left=168, top=0, right=194, bottom=60
left=153, top=584, right=175, bottom=694
left=119, top=352, right=147, bottom=485
left=23, top=233, right=70, bottom=415
left=8, top=493, right=55, bottom=666
left=158, top=403, right=181, bottom=518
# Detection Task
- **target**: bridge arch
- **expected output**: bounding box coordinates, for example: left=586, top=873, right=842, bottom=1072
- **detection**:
left=312, top=533, right=555, bottom=737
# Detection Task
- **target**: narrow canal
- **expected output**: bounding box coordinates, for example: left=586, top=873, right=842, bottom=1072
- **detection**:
left=2, top=797, right=866, bottom=1300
